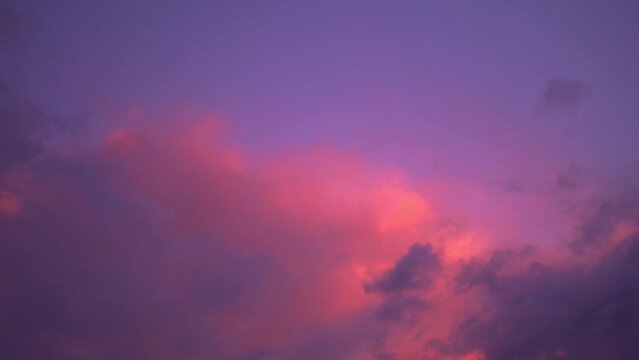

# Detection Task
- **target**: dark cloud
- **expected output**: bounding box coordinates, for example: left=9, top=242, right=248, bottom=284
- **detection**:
left=0, top=82, right=45, bottom=177
left=445, top=236, right=639, bottom=360
left=455, top=249, right=515, bottom=292
left=283, top=244, right=442, bottom=359
left=541, top=78, right=590, bottom=111
left=570, top=175, right=639, bottom=253
left=2, top=3, right=636, bottom=358
left=0, top=5, right=46, bottom=179
left=442, top=182, right=639, bottom=360
left=364, top=243, right=440, bottom=295
left=571, top=198, right=638, bottom=252
left=0, top=156, right=278, bottom=359
left=374, top=295, right=428, bottom=326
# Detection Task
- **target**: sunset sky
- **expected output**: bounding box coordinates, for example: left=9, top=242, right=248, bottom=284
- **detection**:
left=2, top=1, right=639, bottom=359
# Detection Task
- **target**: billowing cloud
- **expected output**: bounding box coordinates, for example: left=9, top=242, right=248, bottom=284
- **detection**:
left=3, top=113, right=639, bottom=359
left=431, top=174, right=639, bottom=360
left=2, top=5, right=638, bottom=358
left=443, top=238, right=639, bottom=360
left=0, top=115, right=455, bottom=359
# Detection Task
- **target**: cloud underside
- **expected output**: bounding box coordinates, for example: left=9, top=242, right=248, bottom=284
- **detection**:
left=2, top=5, right=638, bottom=359
left=1, top=114, right=638, bottom=359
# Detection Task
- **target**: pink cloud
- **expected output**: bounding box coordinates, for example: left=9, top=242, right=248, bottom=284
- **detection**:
left=3, top=113, right=639, bottom=359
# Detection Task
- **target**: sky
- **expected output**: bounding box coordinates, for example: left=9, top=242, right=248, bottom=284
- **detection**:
left=1, top=1, right=639, bottom=359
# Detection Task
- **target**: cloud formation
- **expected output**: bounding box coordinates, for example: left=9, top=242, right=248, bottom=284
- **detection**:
left=0, top=82, right=45, bottom=177
left=2, top=5, right=639, bottom=358
left=365, top=243, right=440, bottom=295
left=0, top=115, right=450, bottom=358
left=0, top=6, right=43, bottom=178
left=3, top=109, right=638, bottom=359
left=0, top=23, right=635, bottom=353
left=541, top=78, right=591, bottom=111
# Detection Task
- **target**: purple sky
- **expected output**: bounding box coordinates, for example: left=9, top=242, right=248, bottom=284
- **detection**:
left=2, top=1, right=639, bottom=359
left=15, top=0, right=639, bottom=172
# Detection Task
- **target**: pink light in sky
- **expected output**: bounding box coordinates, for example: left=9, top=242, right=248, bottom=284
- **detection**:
left=3, top=1, right=639, bottom=358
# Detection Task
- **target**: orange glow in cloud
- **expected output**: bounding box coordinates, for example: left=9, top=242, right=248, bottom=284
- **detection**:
left=442, top=231, right=487, bottom=262
left=96, top=116, right=608, bottom=359
left=2, top=110, right=630, bottom=360
left=98, top=119, right=465, bottom=351
left=374, top=185, right=431, bottom=233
